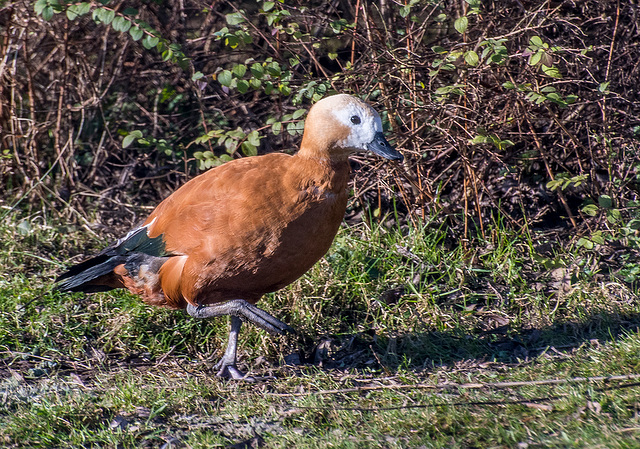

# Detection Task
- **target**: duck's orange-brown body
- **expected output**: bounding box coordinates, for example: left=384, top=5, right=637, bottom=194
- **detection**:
left=137, top=153, right=350, bottom=309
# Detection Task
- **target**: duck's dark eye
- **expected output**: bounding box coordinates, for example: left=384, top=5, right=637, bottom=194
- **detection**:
left=350, top=115, right=361, bottom=125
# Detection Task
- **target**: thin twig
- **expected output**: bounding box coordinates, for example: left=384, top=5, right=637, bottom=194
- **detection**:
left=265, top=373, right=640, bottom=398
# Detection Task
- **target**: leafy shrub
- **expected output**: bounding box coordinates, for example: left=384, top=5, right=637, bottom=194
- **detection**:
left=1, top=0, right=637, bottom=255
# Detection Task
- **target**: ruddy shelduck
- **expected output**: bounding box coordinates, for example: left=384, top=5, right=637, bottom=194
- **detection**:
left=57, top=94, right=403, bottom=379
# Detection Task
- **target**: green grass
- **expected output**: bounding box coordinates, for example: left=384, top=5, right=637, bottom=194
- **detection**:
left=1, top=211, right=640, bottom=447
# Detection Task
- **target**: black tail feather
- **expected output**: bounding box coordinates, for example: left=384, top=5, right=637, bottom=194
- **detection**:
left=56, top=253, right=127, bottom=292
left=56, top=225, right=168, bottom=293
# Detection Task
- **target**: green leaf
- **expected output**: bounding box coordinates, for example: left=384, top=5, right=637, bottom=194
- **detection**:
left=546, top=179, right=561, bottom=191
left=34, top=0, right=47, bottom=16
left=469, top=135, right=488, bottom=145
left=545, top=92, right=563, bottom=103
left=123, top=130, right=143, bottom=148
left=606, top=209, right=622, bottom=224
left=213, top=26, right=229, bottom=37
left=464, top=50, right=479, bottom=66
left=263, top=1, right=275, bottom=12
left=581, top=203, right=599, bottom=217
left=279, top=83, right=291, bottom=96
left=266, top=62, right=281, bottom=76
left=77, top=3, right=92, bottom=15
left=490, top=53, right=507, bottom=64
left=591, top=231, right=605, bottom=245
left=129, top=25, right=143, bottom=41
left=498, top=139, right=514, bottom=149
left=218, top=70, right=233, bottom=87
left=329, top=18, right=349, bottom=34
left=142, top=35, right=159, bottom=49
left=66, top=4, right=84, bottom=20
left=529, top=52, right=542, bottom=66
left=93, top=8, right=115, bottom=25
left=577, top=237, right=593, bottom=249
left=598, top=195, right=613, bottom=209
left=240, top=30, right=253, bottom=44
left=225, top=138, right=237, bottom=154
left=247, top=130, right=261, bottom=146
left=67, top=3, right=91, bottom=20
left=271, top=121, right=282, bottom=135
left=454, top=16, right=468, bottom=34
left=241, top=142, right=258, bottom=157
left=232, top=64, right=247, bottom=78
left=542, top=64, right=562, bottom=79
left=236, top=79, right=250, bottom=93
left=292, top=109, right=306, bottom=120
left=122, top=7, right=138, bottom=15
left=530, top=36, right=543, bottom=48
left=36, top=0, right=63, bottom=20
left=41, top=5, right=54, bottom=20
left=226, top=12, right=245, bottom=26
left=112, top=16, right=131, bottom=33
left=502, top=81, right=516, bottom=89
left=224, top=34, right=239, bottom=49
left=250, top=63, right=264, bottom=79
left=191, top=71, right=204, bottom=81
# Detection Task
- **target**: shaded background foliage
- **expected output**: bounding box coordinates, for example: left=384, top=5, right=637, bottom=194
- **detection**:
left=1, top=0, right=639, bottom=245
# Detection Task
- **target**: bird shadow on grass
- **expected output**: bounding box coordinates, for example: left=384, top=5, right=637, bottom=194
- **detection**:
left=288, top=309, right=640, bottom=374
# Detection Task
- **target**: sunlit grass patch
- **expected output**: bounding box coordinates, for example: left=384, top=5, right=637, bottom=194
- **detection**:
left=0, top=211, right=639, bottom=447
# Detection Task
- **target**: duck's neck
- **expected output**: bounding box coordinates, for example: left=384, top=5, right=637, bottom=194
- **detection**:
left=294, top=146, right=351, bottom=193
left=298, top=142, right=349, bottom=162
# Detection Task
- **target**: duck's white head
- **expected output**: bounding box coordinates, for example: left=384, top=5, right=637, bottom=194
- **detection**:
left=299, top=94, right=403, bottom=162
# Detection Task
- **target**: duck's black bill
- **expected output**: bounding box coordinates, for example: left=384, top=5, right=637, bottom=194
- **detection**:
left=367, top=132, right=403, bottom=161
